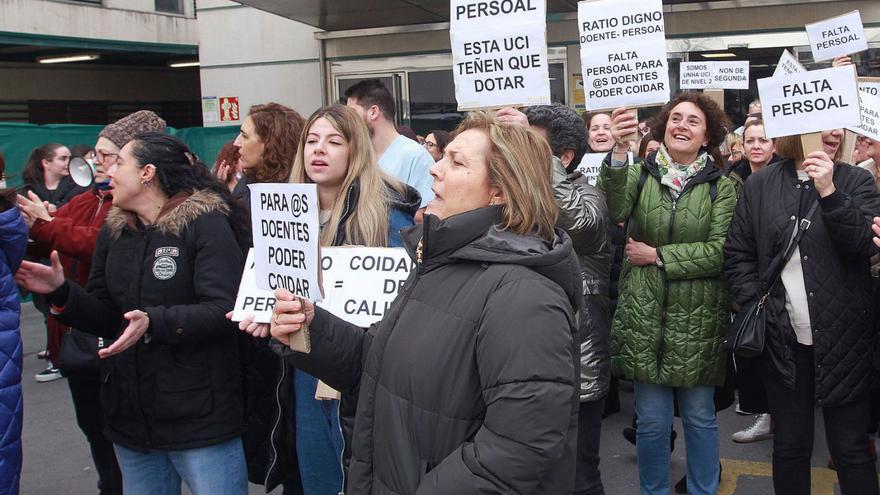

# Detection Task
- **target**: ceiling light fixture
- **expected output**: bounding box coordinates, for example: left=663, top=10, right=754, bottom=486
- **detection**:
left=700, top=52, right=737, bottom=59
left=38, top=54, right=99, bottom=64
left=169, top=61, right=200, bottom=68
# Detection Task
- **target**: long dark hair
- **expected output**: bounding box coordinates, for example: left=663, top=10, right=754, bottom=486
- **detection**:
left=128, top=132, right=250, bottom=248
left=22, top=143, right=66, bottom=187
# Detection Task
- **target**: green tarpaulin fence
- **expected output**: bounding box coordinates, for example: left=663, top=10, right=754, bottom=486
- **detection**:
left=0, top=122, right=241, bottom=188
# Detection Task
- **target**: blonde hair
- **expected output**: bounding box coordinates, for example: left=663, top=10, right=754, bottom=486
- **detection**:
left=454, top=111, right=558, bottom=240
left=290, top=105, right=403, bottom=247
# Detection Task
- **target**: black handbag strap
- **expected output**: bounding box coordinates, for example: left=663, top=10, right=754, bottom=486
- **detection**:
left=762, top=199, right=820, bottom=298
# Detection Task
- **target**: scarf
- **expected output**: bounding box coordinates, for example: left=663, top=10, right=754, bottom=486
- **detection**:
left=655, top=144, right=708, bottom=199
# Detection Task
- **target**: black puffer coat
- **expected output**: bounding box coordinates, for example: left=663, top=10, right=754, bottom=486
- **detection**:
left=51, top=190, right=245, bottom=450
left=272, top=206, right=581, bottom=494
left=724, top=160, right=880, bottom=406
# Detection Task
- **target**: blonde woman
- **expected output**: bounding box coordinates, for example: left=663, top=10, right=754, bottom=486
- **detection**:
left=269, top=111, right=581, bottom=494
left=273, top=104, right=419, bottom=494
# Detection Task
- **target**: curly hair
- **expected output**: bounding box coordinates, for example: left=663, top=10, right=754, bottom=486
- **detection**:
left=212, top=141, right=241, bottom=185
left=247, top=103, right=305, bottom=183
left=524, top=104, right=588, bottom=170
left=650, top=92, right=732, bottom=168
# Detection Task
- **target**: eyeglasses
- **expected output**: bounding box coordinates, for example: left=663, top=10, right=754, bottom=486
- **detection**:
left=94, top=149, right=119, bottom=162
left=423, top=141, right=437, bottom=149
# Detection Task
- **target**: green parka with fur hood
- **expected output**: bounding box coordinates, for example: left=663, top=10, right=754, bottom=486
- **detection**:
left=598, top=152, right=736, bottom=387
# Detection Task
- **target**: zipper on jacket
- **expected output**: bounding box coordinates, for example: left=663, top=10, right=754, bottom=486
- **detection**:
left=264, top=357, right=287, bottom=486
left=656, top=198, right=676, bottom=379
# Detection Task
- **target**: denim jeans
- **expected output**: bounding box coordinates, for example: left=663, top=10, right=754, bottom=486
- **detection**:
left=575, top=398, right=606, bottom=495
left=289, top=368, right=344, bottom=495
left=634, top=382, right=719, bottom=495
left=763, top=344, right=879, bottom=495
left=113, top=437, right=247, bottom=495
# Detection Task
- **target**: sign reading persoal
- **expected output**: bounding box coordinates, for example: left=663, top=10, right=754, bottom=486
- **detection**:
left=450, top=0, right=550, bottom=110
left=680, top=62, right=749, bottom=90
left=757, top=65, right=861, bottom=139
left=249, top=183, right=321, bottom=301
left=578, top=0, right=669, bottom=111
left=805, top=10, right=868, bottom=62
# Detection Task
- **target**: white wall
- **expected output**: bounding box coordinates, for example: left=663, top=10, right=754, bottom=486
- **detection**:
left=197, top=0, right=323, bottom=126
left=0, top=0, right=197, bottom=45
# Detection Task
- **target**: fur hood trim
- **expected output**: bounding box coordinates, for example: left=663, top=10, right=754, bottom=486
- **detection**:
left=106, top=189, right=230, bottom=238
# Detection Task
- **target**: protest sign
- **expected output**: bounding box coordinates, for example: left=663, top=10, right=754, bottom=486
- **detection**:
left=317, top=247, right=414, bottom=328
left=450, top=0, right=550, bottom=110
left=757, top=65, right=861, bottom=139
left=249, top=183, right=321, bottom=301
left=860, top=77, right=880, bottom=98
left=774, top=49, right=805, bottom=77
left=578, top=0, right=669, bottom=111
left=575, top=153, right=606, bottom=185
left=680, top=61, right=749, bottom=90
left=805, top=11, right=868, bottom=62
left=231, top=249, right=276, bottom=323
left=846, top=90, right=880, bottom=142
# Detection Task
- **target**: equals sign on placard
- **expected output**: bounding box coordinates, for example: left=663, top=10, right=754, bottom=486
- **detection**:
left=334, top=281, right=344, bottom=289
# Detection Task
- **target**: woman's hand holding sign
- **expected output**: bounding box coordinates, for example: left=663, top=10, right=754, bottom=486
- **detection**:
left=611, top=107, right=639, bottom=156
left=803, top=150, right=835, bottom=197
left=270, top=288, right=315, bottom=347
left=872, top=217, right=880, bottom=248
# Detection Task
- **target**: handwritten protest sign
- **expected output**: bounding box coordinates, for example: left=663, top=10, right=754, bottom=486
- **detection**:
left=249, top=183, right=321, bottom=301
left=846, top=91, right=880, bottom=142
left=316, top=247, right=413, bottom=328
left=680, top=61, right=749, bottom=90
left=774, top=49, right=805, bottom=77
left=805, top=11, right=868, bottom=62
left=757, top=65, right=861, bottom=139
left=450, top=0, right=550, bottom=110
left=575, top=153, right=606, bottom=185
left=860, top=78, right=880, bottom=97
left=578, top=0, right=669, bottom=111
left=231, top=249, right=276, bottom=323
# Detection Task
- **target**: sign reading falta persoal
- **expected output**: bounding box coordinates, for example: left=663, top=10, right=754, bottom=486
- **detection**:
left=757, top=65, right=861, bottom=139
left=450, top=0, right=550, bottom=110
left=578, top=0, right=669, bottom=111
left=249, top=183, right=321, bottom=301
left=805, top=10, right=868, bottom=62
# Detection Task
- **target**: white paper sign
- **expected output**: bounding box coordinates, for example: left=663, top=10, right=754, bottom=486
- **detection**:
left=316, top=247, right=413, bottom=327
left=249, top=183, right=321, bottom=301
left=846, top=91, right=880, bottom=142
left=860, top=79, right=880, bottom=98
left=575, top=153, right=606, bottom=185
left=231, top=249, right=276, bottom=323
left=680, top=61, right=749, bottom=90
left=773, top=49, right=805, bottom=77
left=578, top=0, right=669, bottom=111
left=757, top=65, right=861, bottom=139
left=450, top=0, right=550, bottom=110
left=805, top=10, right=868, bottom=62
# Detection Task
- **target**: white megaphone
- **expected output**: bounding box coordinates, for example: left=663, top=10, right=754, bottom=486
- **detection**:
left=68, top=156, right=94, bottom=187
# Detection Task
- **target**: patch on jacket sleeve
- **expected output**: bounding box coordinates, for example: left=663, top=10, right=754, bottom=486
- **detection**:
left=152, top=256, right=177, bottom=280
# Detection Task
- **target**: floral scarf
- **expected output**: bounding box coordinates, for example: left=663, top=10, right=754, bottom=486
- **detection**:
left=655, top=144, right=708, bottom=199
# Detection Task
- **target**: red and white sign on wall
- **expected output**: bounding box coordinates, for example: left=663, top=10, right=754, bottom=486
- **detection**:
left=219, top=97, right=241, bottom=122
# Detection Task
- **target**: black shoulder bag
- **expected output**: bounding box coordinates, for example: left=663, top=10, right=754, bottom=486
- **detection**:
left=725, top=200, right=820, bottom=358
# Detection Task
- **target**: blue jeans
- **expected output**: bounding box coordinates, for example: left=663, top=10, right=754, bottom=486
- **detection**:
left=286, top=368, right=344, bottom=495
left=113, top=437, right=247, bottom=495
left=634, top=382, right=719, bottom=495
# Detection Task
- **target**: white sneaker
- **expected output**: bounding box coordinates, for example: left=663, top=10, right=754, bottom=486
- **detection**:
left=732, top=413, right=772, bottom=443
left=34, top=367, right=63, bottom=383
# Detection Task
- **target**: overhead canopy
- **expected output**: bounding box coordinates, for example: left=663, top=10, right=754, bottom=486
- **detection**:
left=236, top=0, right=714, bottom=32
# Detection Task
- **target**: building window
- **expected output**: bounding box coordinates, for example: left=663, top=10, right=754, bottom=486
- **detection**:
left=155, top=0, right=183, bottom=14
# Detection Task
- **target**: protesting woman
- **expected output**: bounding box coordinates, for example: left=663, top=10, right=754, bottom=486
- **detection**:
left=422, top=130, right=450, bottom=162
left=269, top=111, right=580, bottom=494
left=724, top=134, right=880, bottom=495
left=600, top=93, right=736, bottom=495
left=16, top=133, right=250, bottom=495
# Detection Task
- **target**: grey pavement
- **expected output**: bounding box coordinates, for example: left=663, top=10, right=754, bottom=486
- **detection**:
left=18, top=303, right=858, bottom=494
